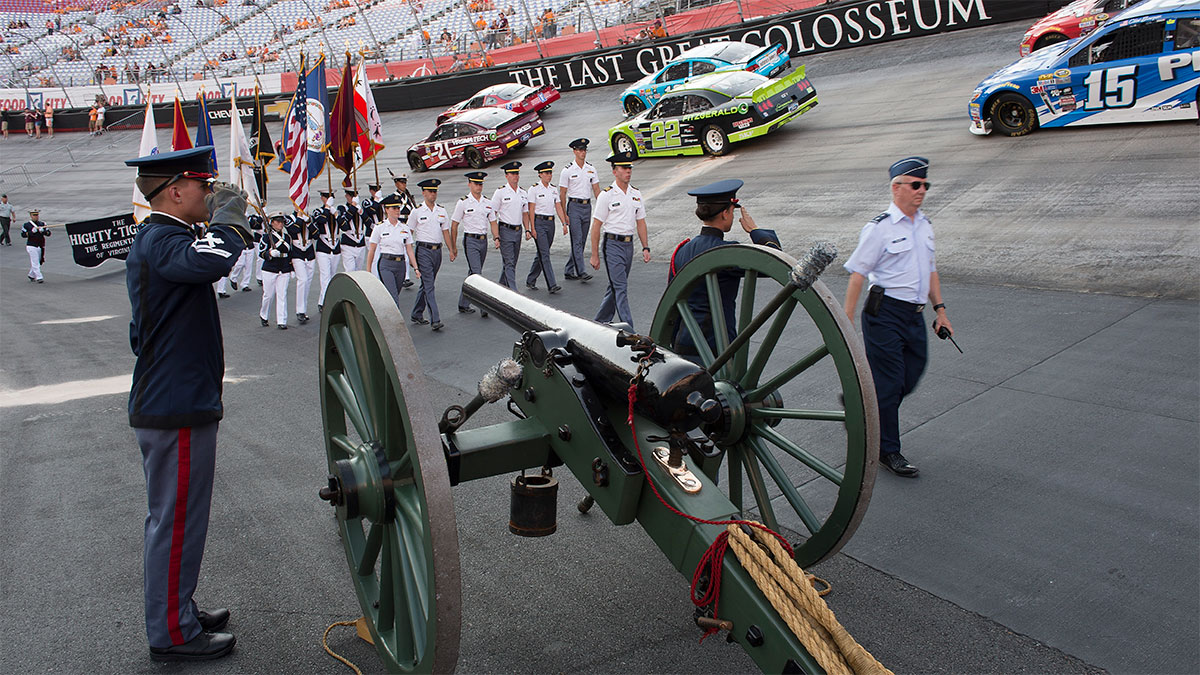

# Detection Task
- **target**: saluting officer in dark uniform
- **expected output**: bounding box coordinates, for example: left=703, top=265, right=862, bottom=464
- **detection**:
left=668, top=179, right=780, bottom=356
left=313, top=203, right=341, bottom=313
left=559, top=138, right=599, bottom=281
left=843, top=156, right=953, bottom=477
left=361, top=184, right=383, bottom=275
left=526, top=160, right=566, bottom=293
left=408, top=178, right=453, bottom=331
left=287, top=210, right=317, bottom=324
left=338, top=188, right=366, bottom=271
left=124, top=146, right=250, bottom=662
left=450, top=170, right=497, bottom=315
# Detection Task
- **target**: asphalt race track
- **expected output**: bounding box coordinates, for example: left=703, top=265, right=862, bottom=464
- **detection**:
left=1, top=19, right=1197, bottom=675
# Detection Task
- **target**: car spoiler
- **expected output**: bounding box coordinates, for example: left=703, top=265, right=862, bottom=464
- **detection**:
left=751, top=65, right=808, bottom=103
left=745, top=42, right=786, bottom=73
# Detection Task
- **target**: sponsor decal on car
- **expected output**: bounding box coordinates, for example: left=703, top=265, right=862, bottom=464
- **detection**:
left=732, top=117, right=753, bottom=129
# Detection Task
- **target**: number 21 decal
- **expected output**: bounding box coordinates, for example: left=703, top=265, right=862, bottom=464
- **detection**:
left=1083, top=65, right=1137, bottom=110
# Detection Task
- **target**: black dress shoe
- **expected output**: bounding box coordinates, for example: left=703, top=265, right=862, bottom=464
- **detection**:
left=402, top=279, right=414, bottom=288
left=260, top=318, right=269, bottom=327
left=278, top=324, right=288, bottom=330
left=548, top=285, right=562, bottom=294
left=197, top=608, right=230, bottom=632
left=579, top=273, right=593, bottom=281
left=218, top=292, right=230, bottom=299
left=230, top=281, right=239, bottom=291
left=430, top=321, right=444, bottom=331
left=880, top=452, right=919, bottom=477
left=241, top=286, right=251, bottom=293
left=149, top=631, right=236, bottom=662
left=257, top=280, right=263, bottom=287
left=526, top=283, right=538, bottom=290
left=457, top=306, right=476, bottom=314
left=410, top=316, right=429, bottom=325
left=317, top=304, right=323, bottom=312
left=480, top=310, right=488, bottom=318
left=297, top=313, right=309, bottom=324
left=564, top=273, right=580, bottom=280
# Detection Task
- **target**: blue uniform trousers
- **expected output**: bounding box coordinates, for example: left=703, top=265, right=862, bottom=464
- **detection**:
left=412, top=244, right=443, bottom=323
left=564, top=200, right=591, bottom=277
left=497, top=223, right=522, bottom=290
left=594, top=238, right=634, bottom=327
left=458, top=234, right=489, bottom=310
left=526, top=214, right=557, bottom=288
left=378, top=256, right=407, bottom=308
left=862, top=298, right=928, bottom=457
left=136, top=422, right=219, bottom=648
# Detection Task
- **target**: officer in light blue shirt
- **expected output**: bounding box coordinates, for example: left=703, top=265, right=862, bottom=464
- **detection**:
left=843, top=156, right=953, bottom=478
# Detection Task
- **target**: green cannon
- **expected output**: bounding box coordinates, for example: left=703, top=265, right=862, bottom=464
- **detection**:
left=316, top=243, right=879, bottom=673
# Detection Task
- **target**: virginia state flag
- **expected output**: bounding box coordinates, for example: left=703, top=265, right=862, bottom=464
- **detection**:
left=305, top=54, right=328, bottom=182
left=195, top=95, right=218, bottom=177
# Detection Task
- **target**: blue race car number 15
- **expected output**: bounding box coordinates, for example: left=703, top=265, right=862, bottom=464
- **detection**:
left=1083, top=65, right=1138, bottom=109
left=649, top=120, right=681, bottom=147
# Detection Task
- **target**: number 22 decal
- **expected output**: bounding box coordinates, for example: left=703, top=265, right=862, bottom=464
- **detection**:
left=649, top=120, right=681, bottom=148
left=1083, top=65, right=1137, bottom=110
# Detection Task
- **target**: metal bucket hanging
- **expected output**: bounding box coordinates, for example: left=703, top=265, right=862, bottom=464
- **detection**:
left=509, top=468, right=558, bottom=537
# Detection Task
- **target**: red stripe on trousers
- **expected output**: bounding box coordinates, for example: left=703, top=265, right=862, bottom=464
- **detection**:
left=166, top=427, right=192, bottom=645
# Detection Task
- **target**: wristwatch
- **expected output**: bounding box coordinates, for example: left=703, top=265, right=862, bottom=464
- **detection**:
left=933, top=303, right=946, bottom=311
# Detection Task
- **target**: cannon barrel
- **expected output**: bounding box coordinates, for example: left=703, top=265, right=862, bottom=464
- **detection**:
left=463, top=275, right=716, bottom=432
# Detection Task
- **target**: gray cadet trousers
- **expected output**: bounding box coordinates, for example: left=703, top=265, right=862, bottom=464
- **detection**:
left=379, top=256, right=408, bottom=308
left=459, top=234, right=488, bottom=310
left=526, top=214, right=557, bottom=288
left=564, top=200, right=591, bottom=277
left=497, top=223, right=522, bottom=290
left=594, top=238, right=634, bottom=327
left=412, top=243, right=443, bottom=323
left=135, top=421, right=219, bottom=648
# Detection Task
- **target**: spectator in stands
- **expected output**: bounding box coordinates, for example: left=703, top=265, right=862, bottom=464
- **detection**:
left=24, top=107, right=36, bottom=138
left=45, top=105, right=53, bottom=138
left=448, top=54, right=466, bottom=72
left=34, top=108, right=44, bottom=139
left=542, top=9, right=556, bottom=38
left=89, top=104, right=98, bottom=134
left=651, top=19, right=667, bottom=38
left=2, top=110, right=9, bottom=140
left=96, top=100, right=106, bottom=134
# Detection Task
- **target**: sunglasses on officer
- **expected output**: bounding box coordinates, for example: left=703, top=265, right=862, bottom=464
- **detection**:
left=144, top=171, right=216, bottom=201
left=903, top=180, right=931, bottom=191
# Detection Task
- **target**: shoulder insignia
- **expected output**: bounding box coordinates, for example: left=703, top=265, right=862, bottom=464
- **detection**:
left=668, top=238, right=691, bottom=280
left=870, top=212, right=888, bottom=224
left=603, top=186, right=613, bottom=192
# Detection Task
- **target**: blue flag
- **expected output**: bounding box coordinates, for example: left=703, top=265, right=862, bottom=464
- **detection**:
left=279, top=58, right=307, bottom=175
left=195, top=96, right=218, bottom=177
left=305, top=54, right=328, bottom=182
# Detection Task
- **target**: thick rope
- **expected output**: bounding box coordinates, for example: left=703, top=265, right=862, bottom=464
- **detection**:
left=323, top=620, right=364, bottom=675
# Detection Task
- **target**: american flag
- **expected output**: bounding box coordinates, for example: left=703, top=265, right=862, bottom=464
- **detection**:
left=284, top=65, right=309, bottom=211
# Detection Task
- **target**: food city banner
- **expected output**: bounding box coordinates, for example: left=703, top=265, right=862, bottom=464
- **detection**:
left=66, top=213, right=138, bottom=267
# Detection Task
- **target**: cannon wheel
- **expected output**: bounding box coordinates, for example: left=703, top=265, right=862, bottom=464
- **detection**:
left=649, top=245, right=878, bottom=567
left=319, top=272, right=461, bottom=673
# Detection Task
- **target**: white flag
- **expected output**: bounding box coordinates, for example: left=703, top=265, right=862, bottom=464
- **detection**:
left=353, top=60, right=385, bottom=166
left=131, top=100, right=159, bottom=223
left=228, top=93, right=262, bottom=212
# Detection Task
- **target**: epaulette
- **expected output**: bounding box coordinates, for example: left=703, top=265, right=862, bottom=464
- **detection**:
left=603, top=186, right=613, bottom=192
left=870, top=212, right=888, bottom=224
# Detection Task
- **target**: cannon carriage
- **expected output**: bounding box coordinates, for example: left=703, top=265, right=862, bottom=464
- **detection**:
left=315, top=243, right=880, bottom=673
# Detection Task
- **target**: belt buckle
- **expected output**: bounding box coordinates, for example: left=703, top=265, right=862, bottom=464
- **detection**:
left=914, top=303, right=925, bottom=313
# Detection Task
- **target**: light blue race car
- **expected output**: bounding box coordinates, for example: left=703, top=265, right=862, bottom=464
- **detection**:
left=619, top=41, right=790, bottom=116
left=969, top=0, right=1200, bottom=136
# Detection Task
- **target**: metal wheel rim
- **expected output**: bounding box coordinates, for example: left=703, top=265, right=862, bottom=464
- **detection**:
left=704, top=127, right=725, bottom=153
left=997, top=100, right=1027, bottom=129
left=319, top=271, right=462, bottom=673
left=616, top=134, right=634, bottom=154
left=465, top=149, right=483, bottom=168
left=408, top=153, right=424, bottom=172
left=648, top=245, right=878, bottom=567
left=625, top=98, right=644, bottom=115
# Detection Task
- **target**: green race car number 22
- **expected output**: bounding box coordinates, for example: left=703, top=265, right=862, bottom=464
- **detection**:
left=649, top=120, right=681, bottom=148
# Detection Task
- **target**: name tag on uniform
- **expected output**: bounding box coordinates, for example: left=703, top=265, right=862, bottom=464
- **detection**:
left=612, top=201, right=622, bottom=207
left=632, top=196, right=640, bottom=201
left=891, top=237, right=907, bottom=244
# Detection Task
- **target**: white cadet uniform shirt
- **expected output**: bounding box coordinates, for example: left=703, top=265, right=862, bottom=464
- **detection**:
left=592, top=183, right=644, bottom=236
left=369, top=218, right=413, bottom=256
left=451, top=193, right=495, bottom=234
left=558, top=161, right=599, bottom=199
left=407, top=203, right=450, bottom=243
left=528, top=182, right=560, bottom=216
left=843, top=202, right=936, bottom=305
left=491, top=185, right=528, bottom=225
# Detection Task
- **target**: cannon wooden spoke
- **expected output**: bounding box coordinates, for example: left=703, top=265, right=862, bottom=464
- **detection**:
left=319, top=272, right=462, bottom=674
left=650, top=245, right=879, bottom=567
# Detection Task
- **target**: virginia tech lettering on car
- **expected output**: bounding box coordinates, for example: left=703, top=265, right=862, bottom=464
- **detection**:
left=407, top=107, right=545, bottom=171
left=608, top=68, right=817, bottom=158
left=970, top=0, right=1200, bottom=136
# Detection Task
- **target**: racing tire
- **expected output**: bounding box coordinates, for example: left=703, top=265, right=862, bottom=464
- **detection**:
left=988, top=93, right=1038, bottom=137
left=623, top=97, right=646, bottom=116
left=611, top=133, right=638, bottom=159
left=464, top=147, right=485, bottom=169
left=408, top=151, right=426, bottom=173
left=1032, top=32, right=1068, bottom=52
left=700, top=125, right=729, bottom=156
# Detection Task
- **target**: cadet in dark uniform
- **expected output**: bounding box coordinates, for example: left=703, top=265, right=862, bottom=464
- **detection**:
left=313, top=203, right=340, bottom=312
left=361, top=184, right=383, bottom=275
left=450, top=171, right=496, bottom=315
left=217, top=208, right=259, bottom=296
left=843, top=156, right=953, bottom=477
left=288, top=210, right=317, bottom=324
left=668, top=179, right=780, bottom=356
left=338, top=188, right=366, bottom=271
left=408, top=178, right=453, bottom=331
left=590, top=151, right=649, bottom=328
left=259, top=212, right=293, bottom=329
left=21, top=208, right=50, bottom=282
left=526, top=160, right=566, bottom=293
left=124, top=146, right=250, bottom=661
left=558, top=138, right=599, bottom=280
left=492, top=161, right=530, bottom=290
left=391, top=172, right=417, bottom=288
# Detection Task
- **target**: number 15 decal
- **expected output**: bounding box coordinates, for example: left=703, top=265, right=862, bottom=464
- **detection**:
left=1083, top=65, right=1137, bottom=110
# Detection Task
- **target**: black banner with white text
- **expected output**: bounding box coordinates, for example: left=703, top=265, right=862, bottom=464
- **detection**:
left=66, top=213, right=138, bottom=267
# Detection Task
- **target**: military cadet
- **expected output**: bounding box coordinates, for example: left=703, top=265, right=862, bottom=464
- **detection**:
left=259, top=211, right=293, bottom=329
left=288, top=209, right=317, bottom=324
left=320, top=189, right=335, bottom=210
left=408, top=178, right=454, bottom=331
left=338, top=188, right=367, bottom=271
left=843, top=156, right=953, bottom=478
left=451, top=171, right=497, bottom=315
left=0, top=194, right=15, bottom=245
left=590, top=151, right=650, bottom=328
left=390, top=173, right=417, bottom=288
left=125, top=146, right=250, bottom=661
left=491, top=161, right=530, bottom=290
left=361, top=184, right=384, bottom=275
left=216, top=208, right=260, bottom=296
left=559, top=138, right=600, bottom=281
left=366, top=194, right=419, bottom=309
left=667, top=179, right=780, bottom=356
left=21, top=208, right=50, bottom=283
left=313, top=202, right=340, bottom=312
left=526, top=160, right=566, bottom=293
